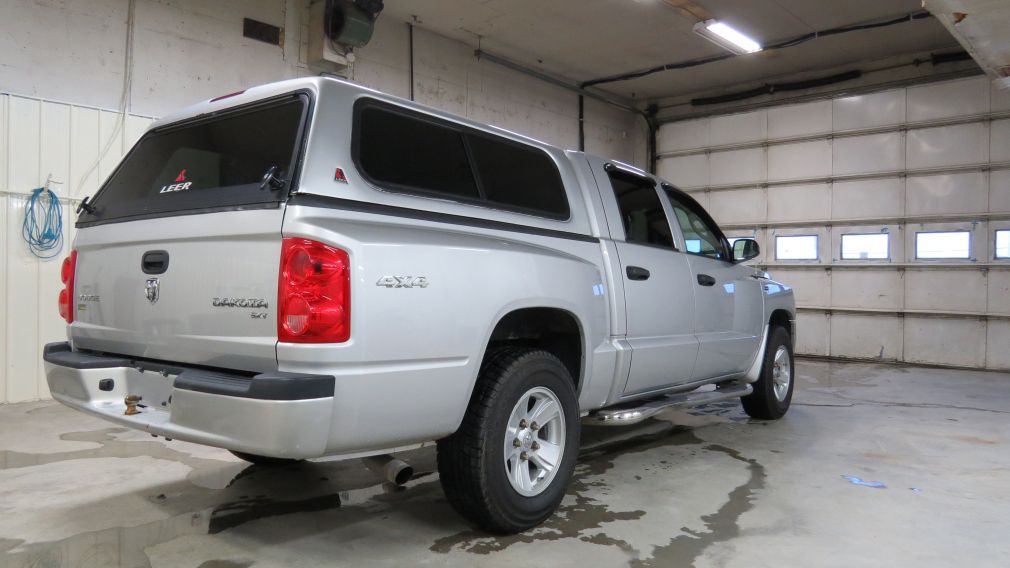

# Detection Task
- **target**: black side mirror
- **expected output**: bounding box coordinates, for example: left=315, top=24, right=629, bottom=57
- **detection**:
left=733, top=238, right=760, bottom=263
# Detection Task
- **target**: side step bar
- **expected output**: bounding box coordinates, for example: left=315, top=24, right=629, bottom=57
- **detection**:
left=585, top=383, right=753, bottom=426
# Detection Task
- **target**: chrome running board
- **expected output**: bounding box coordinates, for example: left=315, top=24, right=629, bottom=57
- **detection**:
left=586, top=383, right=753, bottom=426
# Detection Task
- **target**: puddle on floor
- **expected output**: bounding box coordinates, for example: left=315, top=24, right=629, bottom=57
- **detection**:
left=2, top=402, right=759, bottom=567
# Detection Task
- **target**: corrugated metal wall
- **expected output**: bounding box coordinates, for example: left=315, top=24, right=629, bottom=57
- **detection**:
left=658, top=75, right=1010, bottom=370
left=0, top=93, right=154, bottom=403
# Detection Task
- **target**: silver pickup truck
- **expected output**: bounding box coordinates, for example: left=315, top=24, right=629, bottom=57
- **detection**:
left=43, top=76, right=795, bottom=533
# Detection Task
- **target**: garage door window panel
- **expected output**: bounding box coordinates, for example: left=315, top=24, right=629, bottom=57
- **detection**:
left=776, top=235, right=819, bottom=261
left=841, top=233, right=890, bottom=260
left=997, top=230, right=1010, bottom=259
left=915, top=231, right=971, bottom=260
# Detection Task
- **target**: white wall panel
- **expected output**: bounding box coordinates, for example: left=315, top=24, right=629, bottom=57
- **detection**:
left=986, top=321, right=1010, bottom=369
left=0, top=195, right=7, bottom=401
left=709, top=109, right=765, bottom=146
left=832, top=89, right=906, bottom=131
left=990, top=119, right=1010, bottom=163
left=905, top=172, right=988, bottom=216
left=831, top=178, right=904, bottom=220
left=707, top=187, right=765, bottom=225
left=767, top=183, right=830, bottom=222
left=906, top=123, right=989, bottom=169
left=709, top=147, right=765, bottom=186
left=658, top=153, right=708, bottom=189
left=905, top=270, right=987, bottom=313
left=767, top=100, right=831, bottom=139
left=795, top=311, right=829, bottom=355
left=658, top=117, right=708, bottom=153
left=904, top=316, right=986, bottom=368
left=987, top=271, right=1010, bottom=314
left=832, top=132, right=904, bottom=176
left=991, top=169, right=1010, bottom=212
left=770, top=269, right=829, bottom=306
left=831, top=270, right=903, bottom=310
left=768, top=140, right=831, bottom=181
left=906, top=76, right=989, bottom=122
left=830, top=314, right=902, bottom=360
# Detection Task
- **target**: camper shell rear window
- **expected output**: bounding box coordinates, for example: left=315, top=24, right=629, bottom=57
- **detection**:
left=77, top=93, right=310, bottom=227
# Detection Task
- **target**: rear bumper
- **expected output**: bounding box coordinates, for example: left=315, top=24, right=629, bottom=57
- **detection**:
left=43, top=342, right=335, bottom=459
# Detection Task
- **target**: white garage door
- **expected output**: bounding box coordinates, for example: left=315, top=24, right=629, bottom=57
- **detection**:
left=657, top=75, right=1010, bottom=370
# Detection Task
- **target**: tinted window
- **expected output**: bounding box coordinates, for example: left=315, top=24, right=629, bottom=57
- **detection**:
left=80, top=96, right=307, bottom=224
left=357, top=106, right=479, bottom=200
left=467, top=134, right=568, bottom=218
left=608, top=171, right=674, bottom=249
left=666, top=192, right=728, bottom=260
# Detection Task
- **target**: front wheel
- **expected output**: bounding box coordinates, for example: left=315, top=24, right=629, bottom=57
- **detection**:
left=741, top=326, right=794, bottom=420
left=437, top=348, right=580, bottom=533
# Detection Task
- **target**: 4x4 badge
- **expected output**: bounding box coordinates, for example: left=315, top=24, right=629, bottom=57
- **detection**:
left=145, top=278, right=160, bottom=304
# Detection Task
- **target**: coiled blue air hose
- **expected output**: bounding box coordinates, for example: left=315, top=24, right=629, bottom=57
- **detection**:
left=21, top=186, right=64, bottom=259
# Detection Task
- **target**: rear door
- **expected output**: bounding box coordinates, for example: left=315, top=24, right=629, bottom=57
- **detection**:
left=592, top=162, right=699, bottom=395
left=70, top=93, right=310, bottom=372
left=663, top=187, right=764, bottom=380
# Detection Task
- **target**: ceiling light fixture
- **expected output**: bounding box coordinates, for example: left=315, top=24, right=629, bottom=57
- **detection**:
left=693, top=19, right=762, bottom=55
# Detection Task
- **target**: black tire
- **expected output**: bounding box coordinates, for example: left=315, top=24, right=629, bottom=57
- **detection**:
left=741, top=326, right=794, bottom=420
left=437, top=348, right=580, bottom=534
left=229, top=450, right=301, bottom=466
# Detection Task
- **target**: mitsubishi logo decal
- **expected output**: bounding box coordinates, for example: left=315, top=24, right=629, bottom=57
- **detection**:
left=145, top=278, right=160, bottom=304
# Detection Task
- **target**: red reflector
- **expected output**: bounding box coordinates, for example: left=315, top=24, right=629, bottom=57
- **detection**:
left=210, top=90, right=246, bottom=102
left=278, top=238, right=350, bottom=343
left=59, top=250, right=77, bottom=324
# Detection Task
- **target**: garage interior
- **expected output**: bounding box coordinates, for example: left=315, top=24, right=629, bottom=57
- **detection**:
left=1, top=0, right=1009, bottom=566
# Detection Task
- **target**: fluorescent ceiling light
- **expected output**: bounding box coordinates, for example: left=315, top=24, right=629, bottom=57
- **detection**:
left=693, top=19, right=762, bottom=55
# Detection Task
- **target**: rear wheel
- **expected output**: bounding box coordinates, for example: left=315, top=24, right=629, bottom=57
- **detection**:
left=741, top=326, right=794, bottom=420
left=437, top=348, right=580, bottom=533
left=229, top=450, right=301, bottom=466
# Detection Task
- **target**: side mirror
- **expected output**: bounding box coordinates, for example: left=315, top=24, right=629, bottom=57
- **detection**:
left=732, top=238, right=760, bottom=263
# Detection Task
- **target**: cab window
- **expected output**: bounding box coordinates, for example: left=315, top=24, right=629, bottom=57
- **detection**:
left=608, top=170, right=675, bottom=249
left=666, top=190, right=729, bottom=260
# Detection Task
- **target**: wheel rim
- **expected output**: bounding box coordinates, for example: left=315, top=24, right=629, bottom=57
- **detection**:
left=771, top=345, right=792, bottom=402
left=503, top=386, right=566, bottom=497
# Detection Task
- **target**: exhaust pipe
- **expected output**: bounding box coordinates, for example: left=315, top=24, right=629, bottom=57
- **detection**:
left=363, top=454, right=414, bottom=486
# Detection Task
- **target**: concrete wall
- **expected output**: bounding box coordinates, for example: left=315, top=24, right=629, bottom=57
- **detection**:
left=0, top=0, right=646, bottom=403
left=658, top=75, right=1010, bottom=370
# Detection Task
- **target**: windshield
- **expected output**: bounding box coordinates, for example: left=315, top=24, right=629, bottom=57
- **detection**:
left=78, top=94, right=308, bottom=226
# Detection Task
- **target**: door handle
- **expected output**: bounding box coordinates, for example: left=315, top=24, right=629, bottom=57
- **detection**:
left=697, top=273, right=716, bottom=286
left=626, top=266, right=650, bottom=281
left=142, top=250, right=170, bottom=275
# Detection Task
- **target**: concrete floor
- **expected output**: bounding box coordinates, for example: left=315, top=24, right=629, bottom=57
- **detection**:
left=1, top=359, right=1009, bottom=568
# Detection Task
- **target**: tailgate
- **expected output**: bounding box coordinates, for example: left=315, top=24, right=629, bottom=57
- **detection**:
left=71, top=210, right=283, bottom=372
left=68, top=92, right=311, bottom=372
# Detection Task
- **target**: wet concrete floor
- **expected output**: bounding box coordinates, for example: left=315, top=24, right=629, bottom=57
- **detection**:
left=1, top=359, right=1009, bottom=567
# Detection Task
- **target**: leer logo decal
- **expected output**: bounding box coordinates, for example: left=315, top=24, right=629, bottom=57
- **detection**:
left=160, top=169, right=192, bottom=193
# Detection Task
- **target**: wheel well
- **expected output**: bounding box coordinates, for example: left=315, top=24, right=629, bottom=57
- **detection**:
left=485, top=308, right=583, bottom=388
left=769, top=309, right=792, bottom=336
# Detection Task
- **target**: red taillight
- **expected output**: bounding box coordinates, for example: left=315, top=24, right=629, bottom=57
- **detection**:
left=59, top=250, right=77, bottom=323
left=278, top=238, right=350, bottom=343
